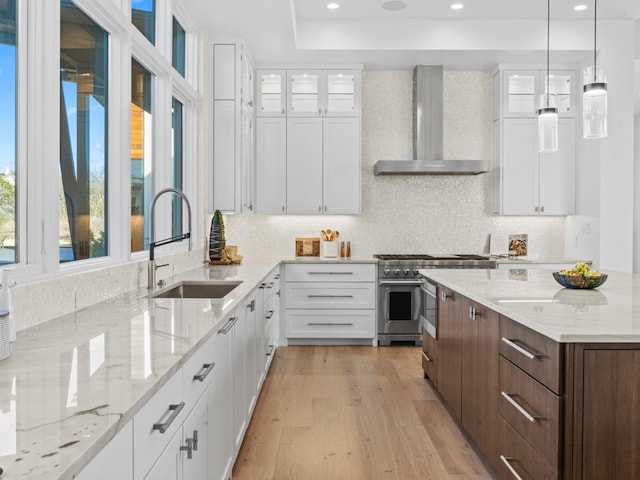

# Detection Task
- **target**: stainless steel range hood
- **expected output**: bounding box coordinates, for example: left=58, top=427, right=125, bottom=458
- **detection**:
left=373, top=65, right=488, bottom=176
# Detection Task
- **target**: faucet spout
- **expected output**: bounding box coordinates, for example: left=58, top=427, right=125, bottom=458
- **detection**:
left=148, top=188, right=192, bottom=290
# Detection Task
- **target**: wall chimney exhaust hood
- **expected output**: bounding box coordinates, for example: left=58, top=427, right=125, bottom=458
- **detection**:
left=373, top=65, right=488, bottom=176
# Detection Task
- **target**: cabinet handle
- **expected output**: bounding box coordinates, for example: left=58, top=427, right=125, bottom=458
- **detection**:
left=534, top=206, right=539, bottom=213
left=281, top=107, right=285, bottom=114
left=499, top=455, right=525, bottom=480
left=246, top=299, right=255, bottom=311
left=153, top=402, right=185, bottom=434
left=540, top=206, right=545, bottom=213
left=307, top=322, right=354, bottom=326
left=422, top=352, right=432, bottom=363
left=440, top=290, right=452, bottom=302
left=276, top=290, right=281, bottom=297
left=218, top=316, right=239, bottom=335
left=469, top=307, right=483, bottom=320
left=308, top=271, right=354, bottom=275
left=266, top=310, right=275, bottom=319
left=318, top=205, right=322, bottom=212
left=192, top=430, right=199, bottom=451
left=501, top=337, right=540, bottom=360
left=307, top=294, right=354, bottom=298
left=266, top=345, right=275, bottom=356
left=193, top=362, right=216, bottom=382
left=180, top=437, right=194, bottom=460
left=275, top=274, right=280, bottom=279
left=501, top=392, right=538, bottom=423
left=281, top=205, right=285, bottom=212
left=267, top=282, right=274, bottom=289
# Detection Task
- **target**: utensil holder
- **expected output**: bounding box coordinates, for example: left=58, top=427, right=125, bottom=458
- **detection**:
left=322, top=240, right=338, bottom=258
left=0, top=310, right=10, bottom=361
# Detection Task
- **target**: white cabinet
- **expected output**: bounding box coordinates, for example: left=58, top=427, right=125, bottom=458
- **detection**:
left=213, top=42, right=255, bottom=213
left=284, top=263, right=376, bottom=343
left=243, top=290, right=259, bottom=419
left=256, top=117, right=286, bottom=213
left=287, top=117, right=323, bottom=214
left=257, top=268, right=280, bottom=386
left=75, top=421, right=133, bottom=480
left=286, top=69, right=361, bottom=117
left=256, top=70, right=286, bottom=116
left=492, top=65, right=577, bottom=216
left=144, top=428, right=182, bottom=480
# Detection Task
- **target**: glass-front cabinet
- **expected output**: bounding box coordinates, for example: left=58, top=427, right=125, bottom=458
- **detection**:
left=256, top=70, right=285, bottom=116
left=287, top=70, right=321, bottom=115
left=285, top=69, right=360, bottom=117
left=502, top=70, right=575, bottom=118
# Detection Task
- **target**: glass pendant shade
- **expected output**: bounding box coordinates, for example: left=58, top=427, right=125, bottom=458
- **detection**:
left=583, top=65, right=607, bottom=138
left=537, top=94, right=558, bottom=153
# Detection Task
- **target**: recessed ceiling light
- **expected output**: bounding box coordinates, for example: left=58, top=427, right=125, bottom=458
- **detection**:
left=327, top=2, right=340, bottom=9
left=574, top=4, right=588, bottom=11
left=450, top=3, right=464, bottom=10
left=382, top=1, right=407, bottom=12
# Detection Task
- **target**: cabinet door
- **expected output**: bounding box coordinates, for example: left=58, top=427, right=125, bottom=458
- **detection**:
left=324, top=70, right=360, bottom=116
left=76, top=421, right=133, bottom=480
left=256, top=117, right=287, bottom=213
left=501, top=119, right=538, bottom=215
left=241, top=103, right=255, bottom=212
left=286, top=117, right=323, bottom=214
left=287, top=70, right=322, bottom=116
left=323, top=117, right=360, bottom=214
left=144, top=428, right=182, bottom=480
left=256, top=70, right=285, bottom=116
left=231, top=308, right=247, bottom=454
left=211, top=321, right=234, bottom=480
left=213, top=100, right=237, bottom=212
left=240, top=47, right=253, bottom=106
left=502, top=71, right=538, bottom=117
left=436, top=286, right=462, bottom=420
left=182, top=389, right=209, bottom=480
left=213, top=44, right=235, bottom=101
left=538, top=119, right=575, bottom=215
left=492, top=120, right=502, bottom=214
left=540, top=70, right=575, bottom=117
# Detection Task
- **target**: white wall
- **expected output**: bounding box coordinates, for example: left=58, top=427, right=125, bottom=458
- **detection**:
left=224, top=71, right=566, bottom=259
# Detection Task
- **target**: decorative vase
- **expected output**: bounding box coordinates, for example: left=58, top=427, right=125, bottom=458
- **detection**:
left=209, top=210, right=226, bottom=261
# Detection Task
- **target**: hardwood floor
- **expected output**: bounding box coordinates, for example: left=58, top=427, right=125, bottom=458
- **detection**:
left=232, top=345, right=494, bottom=480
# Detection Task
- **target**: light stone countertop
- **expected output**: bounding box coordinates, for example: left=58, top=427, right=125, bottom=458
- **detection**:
left=419, top=268, right=640, bottom=343
left=0, top=256, right=285, bottom=480
left=493, top=255, right=591, bottom=265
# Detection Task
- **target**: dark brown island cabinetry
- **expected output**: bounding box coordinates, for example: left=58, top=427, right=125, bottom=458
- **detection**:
left=422, top=282, right=640, bottom=480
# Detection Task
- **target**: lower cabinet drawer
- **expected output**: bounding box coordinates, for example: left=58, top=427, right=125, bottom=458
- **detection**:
left=285, top=263, right=375, bottom=282
left=499, top=356, right=561, bottom=470
left=498, top=417, right=558, bottom=480
left=285, top=309, right=375, bottom=338
left=421, top=329, right=437, bottom=386
left=133, top=371, right=184, bottom=480
left=182, top=334, right=217, bottom=412
left=285, top=282, right=375, bottom=309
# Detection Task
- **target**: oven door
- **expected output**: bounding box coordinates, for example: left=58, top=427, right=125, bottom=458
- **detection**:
left=420, top=279, right=437, bottom=339
left=378, top=280, right=423, bottom=335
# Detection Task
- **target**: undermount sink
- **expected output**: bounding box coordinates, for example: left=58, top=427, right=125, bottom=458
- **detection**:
left=152, top=281, right=242, bottom=299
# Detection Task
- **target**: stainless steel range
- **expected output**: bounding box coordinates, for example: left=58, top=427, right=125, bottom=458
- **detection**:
left=375, top=254, right=497, bottom=345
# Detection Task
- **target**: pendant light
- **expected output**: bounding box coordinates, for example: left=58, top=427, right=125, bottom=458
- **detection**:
left=537, top=0, right=558, bottom=153
left=583, top=0, right=607, bottom=138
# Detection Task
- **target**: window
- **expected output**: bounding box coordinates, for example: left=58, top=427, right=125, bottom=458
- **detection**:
left=172, top=17, right=185, bottom=77
left=132, top=0, right=155, bottom=45
left=171, top=97, right=183, bottom=237
left=0, top=0, right=17, bottom=265
left=59, top=0, right=109, bottom=263
left=131, top=59, right=153, bottom=253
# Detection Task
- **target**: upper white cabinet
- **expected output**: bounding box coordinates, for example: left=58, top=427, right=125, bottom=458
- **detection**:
left=499, top=70, right=576, bottom=118
left=255, top=66, right=362, bottom=215
left=213, top=42, right=255, bottom=213
left=492, top=66, right=577, bottom=216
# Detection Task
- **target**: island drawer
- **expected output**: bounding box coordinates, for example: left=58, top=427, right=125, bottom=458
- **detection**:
left=421, top=328, right=437, bottom=386
left=500, top=316, right=564, bottom=394
left=285, top=282, right=375, bottom=309
left=499, top=356, right=562, bottom=470
left=285, top=263, right=375, bottom=282
left=285, top=309, right=375, bottom=338
left=498, top=417, right=559, bottom=480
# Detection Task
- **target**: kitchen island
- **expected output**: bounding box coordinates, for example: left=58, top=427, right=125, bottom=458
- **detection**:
left=419, top=268, right=640, bottom=480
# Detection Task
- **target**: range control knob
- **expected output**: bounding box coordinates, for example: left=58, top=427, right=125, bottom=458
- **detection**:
left=393, top=269, right=400, bottom=276
left=413, top=268, right=420, bottom=276
left=403, top=268, right=410, bottom=276
left=383, top=268, right=390, bottom=276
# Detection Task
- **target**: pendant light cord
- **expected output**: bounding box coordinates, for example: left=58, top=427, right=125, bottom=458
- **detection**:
left=546, top=0, right=550, bottom=107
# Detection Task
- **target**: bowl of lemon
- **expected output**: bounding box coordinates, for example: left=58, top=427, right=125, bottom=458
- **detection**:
left=552, top=263, right=607, bottom=289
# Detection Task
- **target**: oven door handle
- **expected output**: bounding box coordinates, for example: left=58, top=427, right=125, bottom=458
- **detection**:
left=379, top=280, right=424, bottom=286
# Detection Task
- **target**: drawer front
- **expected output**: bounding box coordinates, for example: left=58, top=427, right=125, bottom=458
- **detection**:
left=183, top=333, right=219, bottom=413
left=498, top=417, right=559, bottom=480
left=421, top=329, right=437, bottom=386
left=500, top=316, right=563, bottom=394
left=285, top=263, right=375, bottom=282
left=262, top=269, right=280, bottom=300
left=133, top=370, right=183, bottom=480
left=285, top=282, right=375, bottom=309
left=499, top=356, right=561, bottom=470
left=286, top=309, right=375, bottom=338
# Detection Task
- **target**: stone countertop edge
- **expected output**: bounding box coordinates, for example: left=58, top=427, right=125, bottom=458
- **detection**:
left=419, top=268, right=640, bottom=344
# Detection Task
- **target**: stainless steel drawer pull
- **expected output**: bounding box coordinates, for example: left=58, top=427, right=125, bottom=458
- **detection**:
left=266, top=310, right=275, bottom=319
left=308, top=271, right=354, bottom=275
left=499, top=455, right=525, bottom=480
left=193, top=362, right=216, bottom=382
left=501, top=337, right=539, bottom=360
left=266, top=345, right=275, bottom=356
left=180, top=437, right=194, bottom=459
left=307, top=322, right=354, bottom=326
left=218, top=316, right=239, bottom=335
left=423, top=353, right=432, bottom=363
left=193, top=430, right=199, bottom=451
left=306, top=294, right=354, bottom=298
left=501, top=391, right=538, bottom=423
left=153, top=402, right=185, bottom=433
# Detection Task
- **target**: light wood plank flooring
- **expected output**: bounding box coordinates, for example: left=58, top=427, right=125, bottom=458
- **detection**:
left=232, top=345, right=494, bottom=480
